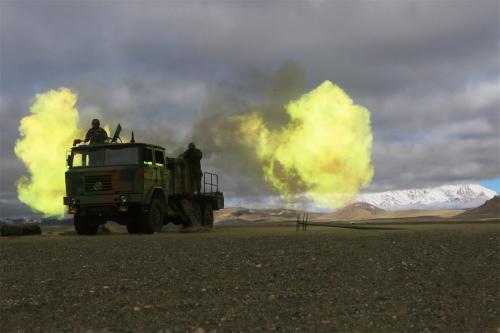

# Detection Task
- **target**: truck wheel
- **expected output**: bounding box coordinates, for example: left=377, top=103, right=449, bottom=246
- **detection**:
left=141, top=197, right=164, bottom=234
left=182, top=199, right=202, bottom=228
left=74, top=213, right=99, bottom=235
left=202, top=203, right=214, bottom=228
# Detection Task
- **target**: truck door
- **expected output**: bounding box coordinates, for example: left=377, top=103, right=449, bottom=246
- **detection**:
left=143, top=147, right=155, bottom=199
left=154, top=149, right=166, bottom=189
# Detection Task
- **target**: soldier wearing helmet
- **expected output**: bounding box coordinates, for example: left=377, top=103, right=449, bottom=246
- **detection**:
left=182, top=142, right=203, bottom=193
left=84, top=119, right=108, bottom=145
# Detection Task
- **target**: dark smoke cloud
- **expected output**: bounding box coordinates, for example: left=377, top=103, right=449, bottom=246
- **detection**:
left=187, top=61, right=307, bottom=197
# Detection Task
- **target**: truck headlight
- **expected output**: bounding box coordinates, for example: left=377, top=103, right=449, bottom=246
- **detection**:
left=120, top=195, right=127, bottom=204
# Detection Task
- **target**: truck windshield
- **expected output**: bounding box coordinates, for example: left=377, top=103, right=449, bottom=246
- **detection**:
left=72, top=147, right=139, bottom=167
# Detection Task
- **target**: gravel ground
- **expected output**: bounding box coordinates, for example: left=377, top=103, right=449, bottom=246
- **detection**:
left=1, top=222, right=499, bottom=332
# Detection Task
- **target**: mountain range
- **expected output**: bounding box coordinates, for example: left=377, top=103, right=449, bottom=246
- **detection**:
left=358, top=184, right=496, bottom=210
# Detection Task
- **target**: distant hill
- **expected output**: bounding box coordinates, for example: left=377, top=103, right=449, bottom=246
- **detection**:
left=214, top=202, right=469, bottom=225
left=0, top=217, right=72, bottom=226
left=456, top=195, right=500, bottom=220
left=215, top=203, right=387, bottom=224
left=331, top=202, right=385, bottom=220
left=215, top=207, right=299, bottom=225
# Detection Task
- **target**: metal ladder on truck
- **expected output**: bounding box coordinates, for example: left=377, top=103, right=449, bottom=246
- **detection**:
left=203, top=172, right=219, bottom=193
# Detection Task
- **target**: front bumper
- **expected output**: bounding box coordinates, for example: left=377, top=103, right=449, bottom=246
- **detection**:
left=64, top=193, right=143, bottom=215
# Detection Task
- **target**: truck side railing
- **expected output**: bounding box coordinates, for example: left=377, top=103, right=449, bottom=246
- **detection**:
left=203, top=172, right=219, bottom=193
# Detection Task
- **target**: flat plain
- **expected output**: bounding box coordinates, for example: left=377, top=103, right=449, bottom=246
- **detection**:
left=1, top=222, right=499, bottom=332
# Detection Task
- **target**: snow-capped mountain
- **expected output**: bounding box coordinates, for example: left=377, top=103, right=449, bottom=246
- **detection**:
left=359, top=184, right=496, bottom=210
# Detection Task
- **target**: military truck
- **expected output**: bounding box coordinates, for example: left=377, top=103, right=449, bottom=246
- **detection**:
left=63, top=134, right=223, bottom=235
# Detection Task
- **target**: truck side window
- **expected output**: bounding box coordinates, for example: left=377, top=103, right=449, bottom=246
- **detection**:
left=143, top=148, right=153, bottom=166
left=154, top=150, right=165, bottom=167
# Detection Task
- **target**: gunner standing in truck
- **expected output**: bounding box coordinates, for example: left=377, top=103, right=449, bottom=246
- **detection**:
left=183, top=142, right=203, bottom=193
left=72, top=119, right=109, bottom=146
left=84, top=119, right=108, bottom=145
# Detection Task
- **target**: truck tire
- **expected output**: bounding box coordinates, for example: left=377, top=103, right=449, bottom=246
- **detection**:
left=182, top=199, right=202, bottom=228
left=74, top=213, right=99, bottom=235
left=141, top=197, right=164, bottom=234
left=202, top=202, right=214, bottom=227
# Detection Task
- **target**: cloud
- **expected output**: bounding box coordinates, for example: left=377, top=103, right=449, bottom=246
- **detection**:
left=370, top=136, right=500, bottom=191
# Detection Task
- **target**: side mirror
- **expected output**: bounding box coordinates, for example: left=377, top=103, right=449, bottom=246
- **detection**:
left=67, top=154, right=73, bottom=168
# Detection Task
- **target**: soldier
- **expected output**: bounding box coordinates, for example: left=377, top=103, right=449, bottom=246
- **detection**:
left=73, top=119, right=108, bottom=146
left=182, top=142, right=203, bottom=193
left=83, top=119, right=108, bottom=145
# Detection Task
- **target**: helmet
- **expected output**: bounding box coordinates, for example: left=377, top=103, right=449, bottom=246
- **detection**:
left=91, top=119, right=100, bottom=128
left=188, top=142, right=195, bottom=149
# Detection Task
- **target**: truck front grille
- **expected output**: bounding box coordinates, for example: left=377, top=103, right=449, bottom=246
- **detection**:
left=85, top=175, right=112, bottom=192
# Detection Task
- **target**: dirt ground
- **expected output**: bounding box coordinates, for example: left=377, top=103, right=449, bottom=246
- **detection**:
left=1, top=222, right=499, bottom=332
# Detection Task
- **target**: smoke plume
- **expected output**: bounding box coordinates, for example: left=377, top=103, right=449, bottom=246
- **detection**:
left=190, top=62, right=374, bottom=208
left=188, top=61, right=308, bottom=198
left=237, top=80, right=374, bottom=207
left=14, top=88, right=82, bottom=218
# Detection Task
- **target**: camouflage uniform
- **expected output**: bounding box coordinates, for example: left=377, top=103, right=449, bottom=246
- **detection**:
left=183, top=143, right=203, bottom=193
left=84, top=127, right=108, bottom=145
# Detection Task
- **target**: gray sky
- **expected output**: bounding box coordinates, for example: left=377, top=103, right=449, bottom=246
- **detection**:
left=1, top=1, right=499, bottom=217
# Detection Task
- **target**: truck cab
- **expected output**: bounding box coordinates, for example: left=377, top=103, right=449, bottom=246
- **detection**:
left=64, top=142, right=223, bottom=235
